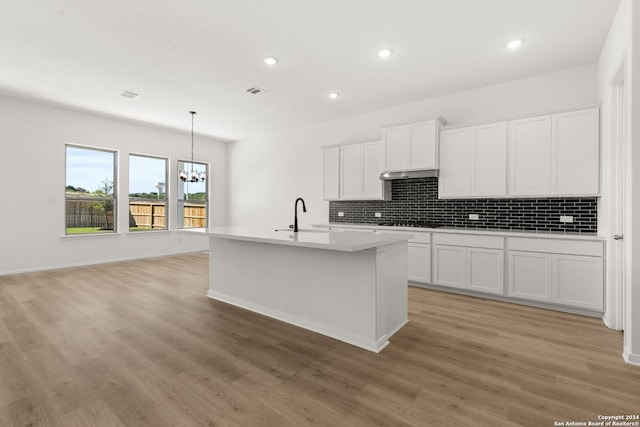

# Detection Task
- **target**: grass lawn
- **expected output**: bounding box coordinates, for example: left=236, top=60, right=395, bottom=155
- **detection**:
left=66, top=227, right=114, bottom=235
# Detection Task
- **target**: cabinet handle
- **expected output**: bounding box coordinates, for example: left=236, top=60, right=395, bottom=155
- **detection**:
left=613, top=235, right=624, bottom=241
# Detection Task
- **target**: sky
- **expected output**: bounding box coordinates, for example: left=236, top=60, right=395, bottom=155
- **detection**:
left=66, top=147, right=207, bottom=194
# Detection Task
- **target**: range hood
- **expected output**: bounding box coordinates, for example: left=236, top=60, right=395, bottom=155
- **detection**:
left=379, top=169, right=439, bottom=180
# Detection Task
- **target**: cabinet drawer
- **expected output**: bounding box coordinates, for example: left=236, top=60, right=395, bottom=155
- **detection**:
left=376, top=230, right=430, bottom=244
left=507, top=238, right=603, bottom=257
left=432, top=233, right=504, bottom=249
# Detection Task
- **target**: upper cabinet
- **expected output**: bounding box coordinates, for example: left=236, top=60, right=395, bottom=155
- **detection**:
left=510, top=108, right=600, bottom=197
left=439, top=121, right=507, bottom=198
left=382, top=118, right=445, bottom=172
left=551, top=108, right=600, bottom=195
left=322, top=141, right=390, bottom=201
left=440, top=107, right=600, bottom=199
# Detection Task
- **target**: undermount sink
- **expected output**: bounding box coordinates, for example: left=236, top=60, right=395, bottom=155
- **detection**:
left=274, top=228, right=328, bottom=233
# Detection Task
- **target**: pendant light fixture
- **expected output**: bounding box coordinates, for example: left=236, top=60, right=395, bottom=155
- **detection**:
left=179, top=111, right=206, bottom=183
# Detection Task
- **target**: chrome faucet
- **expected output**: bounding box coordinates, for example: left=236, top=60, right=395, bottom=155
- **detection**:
left=294, top=198, right=306, bottom=232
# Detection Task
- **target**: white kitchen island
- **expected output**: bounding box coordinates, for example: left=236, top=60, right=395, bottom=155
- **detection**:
left=181, top=227, right=411, bottom=352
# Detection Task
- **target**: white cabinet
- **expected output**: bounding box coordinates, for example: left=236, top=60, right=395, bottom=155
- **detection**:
left=438, top=128, right=472, bottom=198
left=382, top=119, right=444, bottom=172
left=507, top=238, right=604, bottom=311
left=552, top=108, right=600, bottom=195
left=323, top=141, right=390, bottom=201
left=322, top=147, right=340, bottom=200
left=509, top=115, right=552, bottom=196
left=432, top=234, right=504, bottom=295
left=439, top=121, right=507, bottom=198
left=509, top=108, right=600, bottom=197
left=432, top=245, right=467, bottom=289
left=507, top=251, right=552, bottom=301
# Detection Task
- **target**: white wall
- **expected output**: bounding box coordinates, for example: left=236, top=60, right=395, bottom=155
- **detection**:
left=227, top=64, right=599, bottom=229
left=0, top=95, right=227, bottom=274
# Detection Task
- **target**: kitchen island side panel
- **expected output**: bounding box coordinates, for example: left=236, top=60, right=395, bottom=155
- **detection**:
left=207, top=237, right=408, bottom=352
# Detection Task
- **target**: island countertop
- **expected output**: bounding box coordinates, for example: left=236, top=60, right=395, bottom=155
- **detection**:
left=179, top=226, right=413, bottom=252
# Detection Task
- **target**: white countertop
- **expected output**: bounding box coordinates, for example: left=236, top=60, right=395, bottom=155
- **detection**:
left=179, top=226, right=413, bottom=252
left=313, top=223, right=606, bottom=241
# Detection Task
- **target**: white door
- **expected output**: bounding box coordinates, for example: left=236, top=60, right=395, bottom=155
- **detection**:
left=468, top=248, right=504, bottom=295
left=509, top=116, right=552, bottom=196
left=552, top=254, right=603, bottom=311
left=432, top=245, right=466, bottom=289
left=383, top=126, right=409, bottom=171
left=439, top=128, right=472, bottom=198
left=408, top=243, right=430, bottom=283
left=409, top=120, right=437, bottom=169
left=551, top=108, right=600, bottom=195
left=473, top=122, right=507, bottom=197
left=507, top=251, right=551, bottom=301
left=608, top=61, right=627, bottom=331
left=362, top=141, right=383, bottom=199
left=340, top=145, right=363, bottom=199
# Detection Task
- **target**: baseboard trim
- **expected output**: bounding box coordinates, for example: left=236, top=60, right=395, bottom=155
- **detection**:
left=623, top=351, right=640, bottom=367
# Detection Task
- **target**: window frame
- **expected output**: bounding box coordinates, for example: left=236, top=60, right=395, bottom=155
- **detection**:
left=64, top=144, right=118, bottom=236
left=128, top=153, right=169, bottom=233
left=177, top=159, right=209, bottom=229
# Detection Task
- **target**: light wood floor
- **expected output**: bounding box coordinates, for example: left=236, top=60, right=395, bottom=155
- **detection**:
left=0, top=253, right=638, bottom=427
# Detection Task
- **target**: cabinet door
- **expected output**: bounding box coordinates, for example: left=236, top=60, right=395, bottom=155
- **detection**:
left=361, top=141, right=383, bottom=199
left=409, top=120, right=438, bottom=169
left=438, top=128, right=472, bottom=198
left=432, top=245, right=466, bottom=289
left=507, top=251, right=551, bottom=301
left=552, top=254, right=603, bottom=311
left=468, top=248, right=504, bottom=295
left=408, top=243, right=430, bottom=283
left=473, top=122, right=507, bottom=197
left=552, top=108, right=600, bottom=195
left=383, top=126, right=409, bottom=171
left=340, top=145, right=363, bottom=199
left=322, top=147, right=340, bottom=200
left=509, top=116, right=552, bottom=196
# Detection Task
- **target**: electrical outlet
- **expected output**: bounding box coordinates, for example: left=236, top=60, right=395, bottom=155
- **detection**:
left=374, top=212, right=382, bottom=218
left=560, top=215, right=574, bottom=223
left=338, top=212, right=344, bottom=217
left=469, top=214, right=479, bottom=220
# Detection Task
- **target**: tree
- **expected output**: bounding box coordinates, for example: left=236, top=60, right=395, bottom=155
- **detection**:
left=91, top=178, right=114, bottom=229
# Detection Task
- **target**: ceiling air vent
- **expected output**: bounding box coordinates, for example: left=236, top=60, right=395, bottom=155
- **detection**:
left=120, top=90, right=140, bottom=99
left=245, top=86, right=267, bottom=95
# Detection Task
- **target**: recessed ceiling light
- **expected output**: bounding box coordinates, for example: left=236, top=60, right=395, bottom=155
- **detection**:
left=505, top=38, right=525, bottom=50
left=377, top=48, right=393, bottom=58
left=262, top=56, right=278, bottom=66
left=120, top=90, right=140, bottom=99
left=328, top=92, right=340, bottom=99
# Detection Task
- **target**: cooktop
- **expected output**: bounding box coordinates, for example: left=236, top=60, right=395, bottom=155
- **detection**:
left=377, top=221, right=442, bottom=228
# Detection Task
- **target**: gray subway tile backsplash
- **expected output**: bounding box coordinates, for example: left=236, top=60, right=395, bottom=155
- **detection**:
left=328, top=177, right=597, bottom=233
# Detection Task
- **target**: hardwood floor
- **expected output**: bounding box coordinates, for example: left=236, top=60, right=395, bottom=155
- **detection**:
left=0, top=253, right=638, bottom=427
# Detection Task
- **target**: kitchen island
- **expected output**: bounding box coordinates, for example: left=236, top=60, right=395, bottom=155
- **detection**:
left=181, top=227, right=412, bottom=352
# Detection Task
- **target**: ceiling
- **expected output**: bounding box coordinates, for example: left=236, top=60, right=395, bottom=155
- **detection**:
left=0, top=0, right=620, bottom=141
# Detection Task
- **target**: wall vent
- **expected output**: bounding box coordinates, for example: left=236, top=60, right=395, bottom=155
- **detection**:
left=245, top=86, right=267, bottom=95
left=120, top=90, right=140, bottom=99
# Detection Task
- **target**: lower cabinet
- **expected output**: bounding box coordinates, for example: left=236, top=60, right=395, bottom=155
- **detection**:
left=432, top=234, right=504, bottom=295
left=507, top=238, right=604, bottom=311
left=408, top=242, right=431, bottom=283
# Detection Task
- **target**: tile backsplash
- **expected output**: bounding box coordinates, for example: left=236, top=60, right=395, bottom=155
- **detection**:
left=329, top=177, right=597, bottom=233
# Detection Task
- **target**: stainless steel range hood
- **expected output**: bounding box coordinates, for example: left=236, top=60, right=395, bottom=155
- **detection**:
left=379, top=169, right=439, bottom=180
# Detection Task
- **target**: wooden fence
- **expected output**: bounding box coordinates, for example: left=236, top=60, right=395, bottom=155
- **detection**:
left=66, top=200, right=206, bottom=229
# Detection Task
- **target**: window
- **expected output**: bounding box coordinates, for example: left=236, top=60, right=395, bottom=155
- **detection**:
left=177, top=160, right=208, bottom=229
left=129, top=154, right=168, bottom=232
left=65, top=145, right=117, bottom=235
